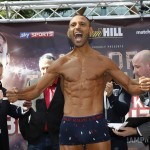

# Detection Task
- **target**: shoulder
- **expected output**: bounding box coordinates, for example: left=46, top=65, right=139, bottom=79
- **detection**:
left=51, top=52, right=73, bottom=68
left=92, top=49, right=116, bottom=66
left=92, top=49, right=111, bottom=60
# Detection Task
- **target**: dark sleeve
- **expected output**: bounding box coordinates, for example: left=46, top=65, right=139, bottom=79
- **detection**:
left=7, top=104, right=23, bottom=118
left=138, top=121, right=150, bottom=140
left=8, top=104, right=32, bottom=119
left=19, top=109, right=31, bottom=140
left=1, top=87, right=21, bottom=118
left=139, top=92, right=150, bottom=107
left=2, top=87, right=7, bottom=97
left=107, top=88, right=131, bottom=117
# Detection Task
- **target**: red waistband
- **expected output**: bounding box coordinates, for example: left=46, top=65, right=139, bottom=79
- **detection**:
left=63, top=114, right=104, bottom=122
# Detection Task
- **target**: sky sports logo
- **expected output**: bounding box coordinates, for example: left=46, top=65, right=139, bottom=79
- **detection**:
left=20, top=31, right=54, bottom=39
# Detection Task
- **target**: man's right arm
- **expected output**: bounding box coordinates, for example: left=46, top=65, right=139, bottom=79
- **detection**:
left=7, top=65, right=60, bottom=102
left=21, top=84, right=36, bottom=93
left=6, top=84, right=37, bottom=102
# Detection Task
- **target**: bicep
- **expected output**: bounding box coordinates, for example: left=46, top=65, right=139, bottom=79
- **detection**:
left=109, top=69, right=131, bottom=91
left=105, top=59, right=129, bottom=90
left=36, top=72, right=59, bottom=92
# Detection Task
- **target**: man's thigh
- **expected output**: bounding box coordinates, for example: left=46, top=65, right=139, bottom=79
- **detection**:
left=60, top=145, right=84, bottom=150
left=86, top=140, right=111, bottom=150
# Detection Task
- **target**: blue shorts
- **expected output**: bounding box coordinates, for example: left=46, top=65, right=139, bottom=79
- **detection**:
left=59, top=114, right=110, bottom=145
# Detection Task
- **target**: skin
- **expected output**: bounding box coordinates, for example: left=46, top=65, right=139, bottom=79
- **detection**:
left=39, top=58, right=54, bottom=77
left=105, top=81, right=113, bottom=97
left=112, top=50, right=150, bottom=137
left=6, top=15, right=150, bottom=150
left=0, top=64, right=31, bottom=150
left=23, top=57, right=55, bottom=109
left=0, top=65, right=3, bottom=80
left=132, top=50, right=150, bottom=79
left=112, top=127, right=137, bottom=137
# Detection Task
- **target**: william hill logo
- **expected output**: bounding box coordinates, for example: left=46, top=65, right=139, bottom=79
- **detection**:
left=90, top=27, right=123, bottom=38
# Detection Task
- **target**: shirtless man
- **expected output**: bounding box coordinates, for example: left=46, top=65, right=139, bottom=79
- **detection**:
left=6, top=15, right=150, bottom=150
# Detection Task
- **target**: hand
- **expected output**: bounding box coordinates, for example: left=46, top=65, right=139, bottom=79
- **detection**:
left=23, top=100, right=32, bottom=109
left=112, top=127, right=137, bottom=137
left=105, top=81, right=113, bottom=97
left=6, top=87, right=18, bottom=103
left=139, top=76, right=150, bottom=92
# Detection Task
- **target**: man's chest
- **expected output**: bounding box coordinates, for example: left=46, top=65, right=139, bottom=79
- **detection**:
left=62, top=61, right=106, bottom=82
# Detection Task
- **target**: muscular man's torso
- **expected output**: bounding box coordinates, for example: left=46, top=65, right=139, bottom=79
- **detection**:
left=60, top=50, right=109, bottom=117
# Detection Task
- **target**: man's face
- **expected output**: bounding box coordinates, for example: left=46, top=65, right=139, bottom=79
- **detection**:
left=0, top=35, right=9, bottom=69
left=39, top=59, right=54, bottom=76
left=132, top=58, right=150, bottom=78
left=67, top=15, right=92, bottom=48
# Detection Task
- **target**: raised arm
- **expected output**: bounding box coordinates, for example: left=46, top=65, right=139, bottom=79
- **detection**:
left=7, top=71, right=58, bottom=103
left=6, top=57, right=63, bottom=102
left=106, top=58, right=149, bottom=95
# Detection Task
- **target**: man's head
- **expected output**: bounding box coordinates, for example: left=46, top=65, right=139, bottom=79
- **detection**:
left=39, top=53, right=55, bottom=76
left=0, top=33, right=10, bottom=69
left=67, top=15, right=93, bottom=48
left=132, top=50, right=150, bottom=78
left=0, top=62, right=3, bottom=80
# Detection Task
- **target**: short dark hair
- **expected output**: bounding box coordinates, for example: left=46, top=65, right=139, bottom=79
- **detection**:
left=71, top=14, right=91, bottom=26
left=39, top=53, right=55, bottom=63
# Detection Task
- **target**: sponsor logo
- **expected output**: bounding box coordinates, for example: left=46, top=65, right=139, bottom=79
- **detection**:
left=91, top=27, right=123, bottom=38
left=136, top=29, right=150, bottom=34
left=20, top=31, right=54, bottom=39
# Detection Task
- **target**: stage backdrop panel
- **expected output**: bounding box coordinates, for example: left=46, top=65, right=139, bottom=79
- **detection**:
left=0, top=18, right=150, bottom=150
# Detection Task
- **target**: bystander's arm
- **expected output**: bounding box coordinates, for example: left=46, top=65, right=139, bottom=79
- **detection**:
left=112, top=127, right=138, bottom=137
left=106, top=81, right=131, bottom=117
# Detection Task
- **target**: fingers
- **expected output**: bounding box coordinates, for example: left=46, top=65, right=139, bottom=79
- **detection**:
left=139, top=77, right=150, bottom=91
left=23, top=101, right=32, bottom=108
left=105, top=82, right=113, bottom=96
left=139, top=77, right=150, bottom=84
left=112, top=129, right=125, bottom=137
left=6, top=88, right=18, bottom=103
left=139, top=76, right=145, bottom=84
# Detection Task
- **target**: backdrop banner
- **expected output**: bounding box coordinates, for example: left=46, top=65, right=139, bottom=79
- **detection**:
left=0, top=18, right=150, bottom=150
